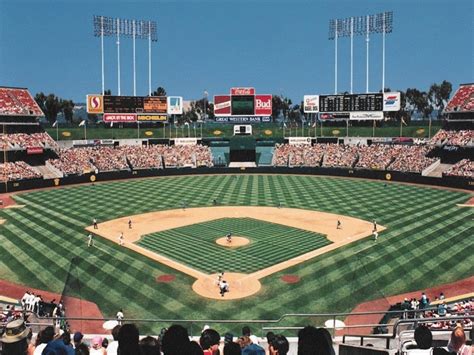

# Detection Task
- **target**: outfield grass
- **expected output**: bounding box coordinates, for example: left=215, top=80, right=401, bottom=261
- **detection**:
left=138, top=218, right=331, bottom=274
left=45, top=121, right=442, bottom=140
left=0, top=175, right=472, bottom=334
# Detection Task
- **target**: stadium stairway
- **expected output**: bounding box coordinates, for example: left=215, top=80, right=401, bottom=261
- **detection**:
left=36, top=164, right=63, bottom=179
left=424, top=163, right=453, bottom=178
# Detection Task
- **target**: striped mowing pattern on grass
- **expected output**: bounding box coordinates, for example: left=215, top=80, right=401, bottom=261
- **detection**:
left=0, top=175, right=472, bottom=333
left=137, top=218, right=331, bottom=274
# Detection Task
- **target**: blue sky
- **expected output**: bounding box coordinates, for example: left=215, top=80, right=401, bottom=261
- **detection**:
left=0, top=0, right=472, bottom=104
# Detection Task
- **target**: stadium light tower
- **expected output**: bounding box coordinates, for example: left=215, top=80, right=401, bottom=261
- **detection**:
left=329, top=11, right=393, bottom=94
left=93, top=16, right=158, bottom=96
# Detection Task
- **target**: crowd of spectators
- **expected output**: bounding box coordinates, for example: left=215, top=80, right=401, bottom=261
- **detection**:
left=0, top=133, right=57, bottom=150
left=0, top=321, right=338, bottom=355
left=273, top=143, right=437, bottom=173
left=47, top=149, right=96, bottom=176
left=444, top=84, right=474, bottom=113
left=430, top=129, right=473, bottom=147
left=273, top=143, right=325, bottom=167
left=0, top=88, right=44, bottom=116
left=387, top=145, right=436, bottom=173
left=0, top=162, right=41, bottom=181
left=46, top=144, right=213, bottom=176
left=355, top=144, right=403, bottom=170
left=321, top=144, right=359, bottom=168
left=444, top=159, right=474, bottom=178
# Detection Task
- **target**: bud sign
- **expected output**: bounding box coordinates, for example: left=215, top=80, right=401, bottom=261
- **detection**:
left=254, top=95, right=272, bottom=116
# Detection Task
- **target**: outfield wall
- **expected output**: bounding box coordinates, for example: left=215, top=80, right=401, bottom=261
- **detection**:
left=1, top=166, right=472, bottom=193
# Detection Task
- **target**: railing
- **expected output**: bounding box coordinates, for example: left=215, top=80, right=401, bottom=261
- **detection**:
left=12, top=308, right=455, bottom=339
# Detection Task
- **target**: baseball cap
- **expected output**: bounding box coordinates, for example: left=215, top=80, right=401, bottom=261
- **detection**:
left=73, top=331, right=83, bottom=342
left=92, top=335, right=103, bottom=346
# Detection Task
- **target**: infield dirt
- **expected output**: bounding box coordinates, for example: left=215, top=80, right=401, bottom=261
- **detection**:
left=86, top=206, right=384, bottom=300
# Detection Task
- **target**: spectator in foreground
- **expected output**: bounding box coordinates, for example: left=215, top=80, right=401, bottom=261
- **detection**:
left=269, top=334, right=289, bottom=355
left=34, top=325, right=55, bottom=354
left=75, top=343, right=90, bottom=355
left=117, top=323, right=140, bottom=355
left=447, top=326, right=472, bottom=355
left=161, top=324, right=191, bottom=355
left=200, top=328, right=220, bottom=355
left=139, top=336, right=160, bottom=355
left=297, top=326, right=333, bottom=355
left=414, top=325, right=433, bottom=350
left=0, top=319, right=31, bottom=355
left=106, top=324, right=120, bottom=354
left=223, top=341, right=241, bottom=355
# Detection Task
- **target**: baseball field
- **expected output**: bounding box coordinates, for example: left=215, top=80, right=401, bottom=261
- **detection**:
left=0, top=174, right=472, bottom=334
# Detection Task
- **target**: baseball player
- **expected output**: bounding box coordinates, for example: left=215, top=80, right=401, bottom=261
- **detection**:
left=119, top=232, right=124, bottom=246
left=87, top=233, right=93, bottom=247
left=93, top=218, right=98, bottom=229
left=337, top=220, right=342, bottom=229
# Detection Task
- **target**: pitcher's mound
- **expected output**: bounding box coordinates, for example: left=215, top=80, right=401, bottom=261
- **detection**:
left=215, top=236, right=250, bottom=247
left=192, top=273, right=261, bottom=300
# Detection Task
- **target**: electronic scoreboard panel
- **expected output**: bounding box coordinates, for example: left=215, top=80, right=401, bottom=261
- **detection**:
left=103, top=96, right=167, bottom=114
left=319, top=93, right=384, bottom=113
left=231, top=95, right=255, bottom=116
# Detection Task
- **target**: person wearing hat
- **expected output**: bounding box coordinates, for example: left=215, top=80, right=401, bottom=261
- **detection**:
left=90, top=335, right=106, bottom=354
left=73, top=331, right=84, bottom=349
left=0, top=319, right=31, bottom=355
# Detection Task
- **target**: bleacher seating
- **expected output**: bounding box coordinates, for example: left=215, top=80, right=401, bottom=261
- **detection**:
left=0, top=87, right=44, bottom=116
left=430, top=129, right=473, bottom=147
left=0, top=161, right=41, bottom=181
left=443, top=159, right=474, bottom=178
left=444, top=84, right=474, bottom=113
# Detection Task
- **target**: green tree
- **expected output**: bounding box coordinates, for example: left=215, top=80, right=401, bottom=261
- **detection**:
left=428, top=80, right=452, bottom=118
left=152, top=87, right=167, bottom=96
left=104, top=89, right=112, bottom=95
left=60, top=99, right=74, bottom=123
left=34, top=92, right=47, bottom=116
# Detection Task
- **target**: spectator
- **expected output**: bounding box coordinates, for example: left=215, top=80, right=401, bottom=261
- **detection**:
left=33, top=326, right=55, bottom=355
left=139, top=336, right=160, bottom=355
left=297, top=326, right=333, bottom=355
left=161, top=324, right=191, bottom=355
left=199, top=328, right=220, bottom=355
left=117, top=323, right=140, bottom=355
left=73, top=332, right=84, bottom=349
left=269, top=334, right=289, bottom=355
left=223, top=341, right=241, bottom=355
left=106, top=325, right=121, bottom=355
left=414, top=325, right=433, bottom=349
left=447, top=326, right=472, bottom=355
left=90, top=336, right=106, bottom=355
left=0, top=319, right=31, bottom=355
left=75, top=343, right=90, bottom=355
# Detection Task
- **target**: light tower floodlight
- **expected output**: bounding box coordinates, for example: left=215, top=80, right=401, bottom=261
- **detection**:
left=93, top=15, right=158, bottom=96
left=328, top=11, right=393, bottom=94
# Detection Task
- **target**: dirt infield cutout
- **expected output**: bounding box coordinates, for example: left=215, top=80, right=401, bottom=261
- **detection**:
left=86, top=206, right=385, bottom=300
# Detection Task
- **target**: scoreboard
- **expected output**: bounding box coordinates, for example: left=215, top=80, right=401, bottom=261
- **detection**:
left=103, top=96, right=167, bottom=114
left=319, top=93, right=384, bottom=113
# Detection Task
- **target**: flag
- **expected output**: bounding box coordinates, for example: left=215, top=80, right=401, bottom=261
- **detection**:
left=110, top=122, right=114, bottom=128
left=52, top=121, right=57, bottom=127
left=312, top=122, right=316, bottom=128
left=401, top=117, right=407, bottom=126
left=184, top=121, right=189, bottom=126
left=79, top=120, right=86, bottom=127
left=283, top=122, right=287, bottom=128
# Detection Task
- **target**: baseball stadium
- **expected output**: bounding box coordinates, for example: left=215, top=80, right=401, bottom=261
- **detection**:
left=0, top=1, right=473, bottom=355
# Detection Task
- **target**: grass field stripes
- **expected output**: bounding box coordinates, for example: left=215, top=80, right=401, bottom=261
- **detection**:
left=137, top=218, right=332, bottom=274
left=0, top=175, right=471, bottom=332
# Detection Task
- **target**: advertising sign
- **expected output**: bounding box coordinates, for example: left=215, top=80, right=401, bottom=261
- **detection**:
left=174, top=138, right=198, bottom=146
left=231, top=87, right=255, bottom=96
left=137, top=114, right=168, bottom=122
left=143, top=97, right=167, bottom=113
left=288, top=137, right=312, bottom=145
left=167, top=96, right=183, bottom=115
left=255, top=95, right=272, bottom=116
left=27, top=147, right=44, bottom=155
left=103, top=114, right=137, bottom=122
left=87, top=95, right=104, bottom=114
left=303, top=95, right=319, bottom=113
left=383, top=92, right=401, bottom=111
left=215, top=116, right=271, bottom=123
left=349, top=111, right=384, bottom=120
left=214, top=95, right=231, bottom=116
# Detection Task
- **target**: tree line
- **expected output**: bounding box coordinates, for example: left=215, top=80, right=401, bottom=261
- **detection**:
left=34, top=81, right=452, bottom=125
